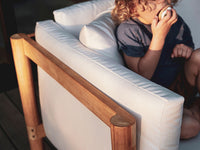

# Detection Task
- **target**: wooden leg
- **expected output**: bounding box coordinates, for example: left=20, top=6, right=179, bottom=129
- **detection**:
left=10, top=34, right=44, bottom=150
left=110, top=114, right=136, bottom=150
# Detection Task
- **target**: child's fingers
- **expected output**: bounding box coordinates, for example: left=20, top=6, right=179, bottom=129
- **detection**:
left=186, top=48, right=193, bottom=59
left=162, top=9, right=172, bottom=21
left=171, top=46, right=178, bottom=58
left=182, top=49, right=187, bottom=58
left=185, top=51, right=190, bottom=59
left=152, top=16, right=158, bottom=27
left=171, top=44, right=193, bottom=59
left=162, top=9, right=177, bottom=25
left=169, top=9, right=178, bottom=25
left=177, top=47, right=182, bottom=57
left=180, top=45, right=193, bottom=59
left=172, top=44, right=183, bottom=58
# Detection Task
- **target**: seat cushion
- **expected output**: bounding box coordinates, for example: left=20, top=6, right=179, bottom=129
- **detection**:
left=53, top=0, right=114, bottom=37
left=36, top=20, right=184, bottom=150
left=79, top=11, right=124, bottom=65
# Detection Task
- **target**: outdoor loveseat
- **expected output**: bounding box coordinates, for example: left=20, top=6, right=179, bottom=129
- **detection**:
left=10, top=0, right=200, bottom=150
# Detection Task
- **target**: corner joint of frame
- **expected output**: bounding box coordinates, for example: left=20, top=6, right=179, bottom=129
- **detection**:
left=27, top=124, right=46, bottom=141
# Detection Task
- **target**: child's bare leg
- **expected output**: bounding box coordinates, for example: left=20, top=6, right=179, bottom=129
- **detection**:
left=181, top=49, right=200, bottom=139
left=181, top=108, right=200, bottom=139
left=184, top=49, right=200, bottom=92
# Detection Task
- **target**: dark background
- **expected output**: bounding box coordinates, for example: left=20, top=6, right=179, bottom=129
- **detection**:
left=0, top=0, right=87, bottom=92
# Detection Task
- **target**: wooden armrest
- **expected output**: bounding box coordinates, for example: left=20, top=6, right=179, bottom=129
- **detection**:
left=10, top=33, right=136, bottom=150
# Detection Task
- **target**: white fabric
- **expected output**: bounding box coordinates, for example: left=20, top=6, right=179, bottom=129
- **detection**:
left=38, top=67, right=112, bottom=150
left=175, top=0, right=200, bottom=49
left=79, top=11, right=124, bottom=65
left=53, top=0, right=114, bottom=37
left=35, top=20, right=184, bottom=150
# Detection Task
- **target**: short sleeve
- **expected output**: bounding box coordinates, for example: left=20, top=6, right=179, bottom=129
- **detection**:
left=116, top=23, right=147, bottom=57
left=176, top=16, right=195, bottom=49
left=182, top=21, right=195, bottom=49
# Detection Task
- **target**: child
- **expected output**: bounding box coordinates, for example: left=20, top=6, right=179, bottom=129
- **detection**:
left=112, top=0, right=200, bottom=139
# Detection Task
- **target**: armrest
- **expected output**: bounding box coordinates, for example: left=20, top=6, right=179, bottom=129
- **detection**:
left=10, top=32, right=136, bottom=150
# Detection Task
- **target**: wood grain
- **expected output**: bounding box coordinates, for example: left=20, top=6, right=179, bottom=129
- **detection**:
left=10, top=33, right=137, bottom=150
left=10, top=34, right=44, bottom=150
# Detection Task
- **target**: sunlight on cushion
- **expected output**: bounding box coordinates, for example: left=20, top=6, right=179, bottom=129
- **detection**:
left=79, top=11, right=124, bottom=65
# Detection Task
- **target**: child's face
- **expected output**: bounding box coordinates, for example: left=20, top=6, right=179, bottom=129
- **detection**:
left=136, top=0, right=171, bottom=24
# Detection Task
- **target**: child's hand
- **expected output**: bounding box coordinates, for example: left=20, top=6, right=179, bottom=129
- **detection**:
left=171, top=44, right=193, bottom=59
left=149, top=8, right=177, bottom=51
left=151, top=8, right=177, bottom=42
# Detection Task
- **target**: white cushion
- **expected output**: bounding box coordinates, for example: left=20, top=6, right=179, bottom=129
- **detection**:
left=53, top=0, right=114, bottom=37
left=36, top=20, right=184, bottom=150
left=79, top=11, right=124, bottom=65
left=175, top=0, right=200, bottom=49
left=38, top=67, right=112, bottom=150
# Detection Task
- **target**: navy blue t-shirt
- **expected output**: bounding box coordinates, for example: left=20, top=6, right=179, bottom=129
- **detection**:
left=116, top=16, right=194, bottom=87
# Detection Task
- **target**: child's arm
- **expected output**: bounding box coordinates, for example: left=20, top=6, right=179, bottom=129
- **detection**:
left=124, top=9, right=177, bottom=79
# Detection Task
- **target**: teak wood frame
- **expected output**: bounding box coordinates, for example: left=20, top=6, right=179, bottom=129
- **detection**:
left=10, top=33, right=136, bottom=150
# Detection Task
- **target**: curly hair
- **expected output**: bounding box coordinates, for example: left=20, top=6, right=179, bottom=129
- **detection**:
left=112, top=0, right=179, bottom=24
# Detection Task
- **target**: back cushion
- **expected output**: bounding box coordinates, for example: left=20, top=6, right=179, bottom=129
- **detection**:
left=175, top=0, right=200, bottom=48
left=79, top=11, right=124, bottom=65
left=53, top=0, right=114, bottom=37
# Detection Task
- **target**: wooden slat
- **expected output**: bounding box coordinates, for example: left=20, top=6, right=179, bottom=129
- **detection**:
left=10, top=34, right=44, bottom=150
left=0, top=93, right=30, bottom=150
left=5, top=88, right=23, bottom=113
left=0, top=127, right=16, bottom=150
